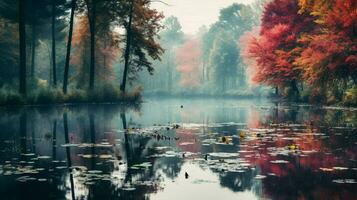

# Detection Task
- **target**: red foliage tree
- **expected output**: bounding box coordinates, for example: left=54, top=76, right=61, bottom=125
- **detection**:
left=242, top=0, right=314, bottom=94
left=296, top=0, right=357, bottom=86
left=176, top=37, right=202, bottom=88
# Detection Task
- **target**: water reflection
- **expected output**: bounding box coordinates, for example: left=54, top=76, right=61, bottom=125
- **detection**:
left=0, top=99, right=356, bottom=200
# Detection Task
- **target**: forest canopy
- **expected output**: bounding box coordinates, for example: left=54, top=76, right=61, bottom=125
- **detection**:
left=241, top=0, right=357, bottom=104
left=0, top=0, right=355, bottom=105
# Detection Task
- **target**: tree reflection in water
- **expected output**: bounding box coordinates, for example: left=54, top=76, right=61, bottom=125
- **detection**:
left=0, top=100, right=356, bottom=200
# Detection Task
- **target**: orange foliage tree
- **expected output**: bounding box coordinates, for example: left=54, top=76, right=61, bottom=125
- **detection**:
left=296, top=0, right=357, bottom=88
left=72, top=16, right=120, bottom=88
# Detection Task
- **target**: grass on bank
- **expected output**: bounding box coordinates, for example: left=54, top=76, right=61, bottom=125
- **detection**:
left=0, top=84, right=142, bottom=106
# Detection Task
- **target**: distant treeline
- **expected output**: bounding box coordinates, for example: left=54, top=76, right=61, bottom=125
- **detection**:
left=138, top=1, right=268, bottom=96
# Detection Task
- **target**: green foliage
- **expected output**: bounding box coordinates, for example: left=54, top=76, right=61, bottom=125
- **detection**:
left=0, top=86, right=24, bottom=105
left=208, top=32, right=240, bottom=91
left=201, top=3, right=256, bottom=91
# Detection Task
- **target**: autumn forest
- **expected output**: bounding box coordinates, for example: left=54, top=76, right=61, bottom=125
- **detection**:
left=0, top=0, right=354, bottom=105
left=0, top=1, right=357, bottom=200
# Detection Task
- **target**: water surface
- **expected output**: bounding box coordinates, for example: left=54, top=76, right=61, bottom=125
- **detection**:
left=0, top=98, right=356, bottom=200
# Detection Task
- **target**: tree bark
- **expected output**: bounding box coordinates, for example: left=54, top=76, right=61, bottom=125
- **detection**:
left=51, top=0, right=57, bottom=86
left=88, top=0, right=96, bottom=91
left=291, top=80, right=300, bottom=96
left=120, top=0, right=134, bottom=93
left=19, top=0, right=27, bottom=96
left=63, top=0, right=76, bottom=94
left=30, top=24, right=36, bottom=79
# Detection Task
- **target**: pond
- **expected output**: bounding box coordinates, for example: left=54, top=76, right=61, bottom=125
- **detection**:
left=0, top=98, right=356, bottom=200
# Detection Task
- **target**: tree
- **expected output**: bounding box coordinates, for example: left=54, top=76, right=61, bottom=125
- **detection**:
left=84, top=0, right=97, bottom=91
left=160, top=16, right=184, bottom=46
left=71, top=15, right=119, bottom=88
left=51, top=0, right=57, bottom=86
left=208, top=32, right=239, bottom=91
left=118, top=0, right=164, bottom=93
left=120, top=0, right=134, bottom=93
left=19, top=0, right=26, bottom=95
left=242, top=0, right=314, bottom=97
left=0, top=19, right=19, bottom=86
left=296, top=0, right=357, bottom=87
left=25, top=0, right=52, bottom=80
left=136, top=16, right=184, bottom=93
left=159, top=16, right=184, bottom=91
left=201, top=3, right=256, bottom=90
left=176, top=37, right=201, bottom=88
left=63, top=0, right=77, bottom=94
left=50, top=0, right=69, bottom=87
left=0, top=0, right=27, bottom=94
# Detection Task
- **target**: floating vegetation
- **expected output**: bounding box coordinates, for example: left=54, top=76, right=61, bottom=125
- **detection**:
left=254, top=175, right=267, bottom=179
left=191, top=179, right=217, bottom=184
left=0, top=102, right=357, bottom=200
left=270, top=160, right=289, bottom=164
left=332, top=179, right=357, bottom=184
left=208, top=152, right=239, bottom=158
left=131, top=162, right=152, bottom=170
left=99, top=154, right=113, bottom=159
left=333, top=167, right=349, bottom=171
left=61, top=144, right=79, bottom=147
left=37, top=156, right=51, bottom=159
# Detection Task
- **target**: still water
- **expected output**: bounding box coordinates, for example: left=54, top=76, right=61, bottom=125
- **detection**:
left=0, top=98, right=356, bottom=200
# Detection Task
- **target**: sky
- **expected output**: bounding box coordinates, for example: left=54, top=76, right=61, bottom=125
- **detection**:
left=152, top=0, right=255, bottom=34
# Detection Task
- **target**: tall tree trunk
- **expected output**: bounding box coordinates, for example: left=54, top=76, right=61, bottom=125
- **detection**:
left=63, top=0, right=76, bottom=94
left=51, top=0, right=57, bottom=86
left=291, top=79, right=300, bottom=100
left=120, top=0, right=134, bottom=93
left=19, top=0, right=27, bottom=96
left=88, top=0, right=96, bottom=91
left=31, top=24, right=36, bottom=79
left=202, top=62, right=205, bottom=84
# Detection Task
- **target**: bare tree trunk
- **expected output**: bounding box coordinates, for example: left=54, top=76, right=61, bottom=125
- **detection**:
left=120, top=0, right=134, bottom=93
left=88, top=0, right=96, bottom=91
left=30, top=24, right=36, bottom=79
left=51, top=0, right=57, bottom=86
left=291, top=79, right=300, bottom=100
left=63, top=0, right=76, bottom=94
left=19, top=0, right=27, bottom=96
